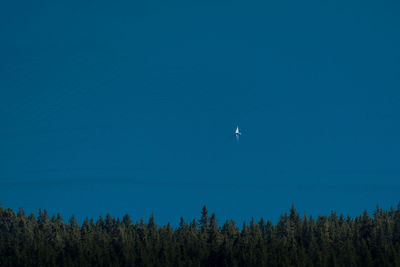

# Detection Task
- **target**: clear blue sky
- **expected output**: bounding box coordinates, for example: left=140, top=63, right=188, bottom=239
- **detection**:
left=1, top=0, right=399, bottom=225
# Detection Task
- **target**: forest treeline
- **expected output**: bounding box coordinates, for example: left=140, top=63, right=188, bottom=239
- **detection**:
left=1, top=204, right=400, bottom=267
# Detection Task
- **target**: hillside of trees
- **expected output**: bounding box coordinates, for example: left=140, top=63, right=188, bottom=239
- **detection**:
left=1, top=203, right=400, bottom=266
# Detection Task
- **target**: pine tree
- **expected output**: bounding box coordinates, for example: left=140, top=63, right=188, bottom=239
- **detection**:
left=199, top=205, right=209, bottom=232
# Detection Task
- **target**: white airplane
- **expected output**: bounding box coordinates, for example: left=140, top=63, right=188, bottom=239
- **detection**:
left=235, top=126, right=242, bottom=136
left=235, top=126, right=242, bottom=141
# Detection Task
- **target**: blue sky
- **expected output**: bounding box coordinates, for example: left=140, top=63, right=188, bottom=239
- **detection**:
left=1, top=0, right=400, bottom=225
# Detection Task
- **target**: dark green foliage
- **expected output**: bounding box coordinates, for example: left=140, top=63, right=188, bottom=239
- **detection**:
left=1, top=204, right=400, bottom=266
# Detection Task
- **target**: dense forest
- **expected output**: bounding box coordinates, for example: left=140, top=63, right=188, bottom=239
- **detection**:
left=1, top=204, right=400, bottom=266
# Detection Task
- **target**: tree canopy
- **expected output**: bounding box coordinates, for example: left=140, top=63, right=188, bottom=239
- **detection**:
left=1, top=203, right=400, bottom=266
